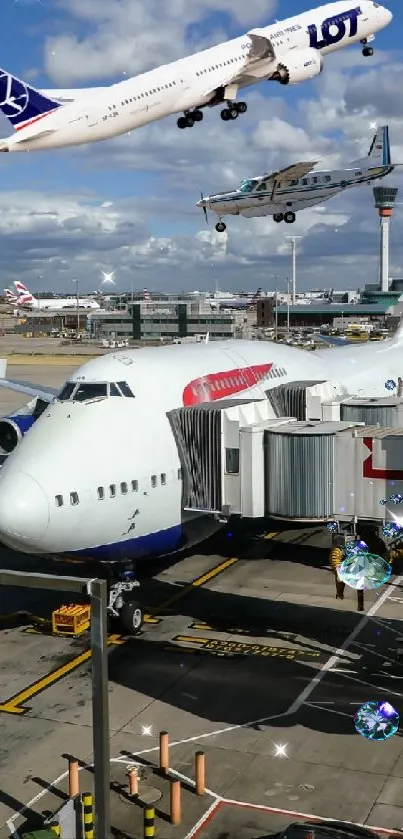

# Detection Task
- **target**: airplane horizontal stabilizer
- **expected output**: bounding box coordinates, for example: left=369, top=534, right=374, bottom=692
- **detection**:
left=14, top=129, right=57, bottom=145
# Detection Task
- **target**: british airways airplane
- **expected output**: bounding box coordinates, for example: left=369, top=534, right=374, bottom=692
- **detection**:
left=0, top=329, right=401, bottom=631
left=198, top=125, right=398, bottom=231
left=10, top=281, right=101, bottom=311
left=0, top=1, right=392, bottom=153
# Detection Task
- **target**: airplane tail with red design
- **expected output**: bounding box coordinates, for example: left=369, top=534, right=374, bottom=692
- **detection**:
left=13, top=281, right=36, bottom=307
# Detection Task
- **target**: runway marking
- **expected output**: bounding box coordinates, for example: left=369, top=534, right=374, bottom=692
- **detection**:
left=173, top=634, right=321, bottom=660
left=149, top=556, right=239, bottom=613
left=0, top=634, right=124, bottom=715
left=263, top=531, right=280, bottom=540
left=188, top=620, right=297, bottom=639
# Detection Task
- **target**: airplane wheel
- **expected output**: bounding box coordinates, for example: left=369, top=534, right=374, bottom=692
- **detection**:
left=284, top=211, right=296, bottom=223
left=221, top=108, right=231, bottom=121
left=185, top=114, right=195, bottom=127
left=177, top=116, right=187, bottom=129
left=120, top=601, right=143, bottom=636
left=340, top=180, right=347, bottom=188
left=193, top=109, right=204, bottom=122
left=273, top=213, right=283, bottom=223
left=362, top=46, right=373, bottom=56
left=228, top=107, right=239, bottom=120
left=216, top=222, right=226, bottom=232
left=237, top=101, right=247, bottom=114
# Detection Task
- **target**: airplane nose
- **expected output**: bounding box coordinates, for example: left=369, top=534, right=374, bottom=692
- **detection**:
left=0, top=471, right=50, bottom=542
left=382, top=6, right=393, bottom=24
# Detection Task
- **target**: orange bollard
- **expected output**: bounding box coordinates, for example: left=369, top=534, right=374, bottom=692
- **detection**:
left=159, top=731, right=169, bottom=773
left=195, top=751, right=205, bottom=796
left=170, top=779, right=181, bottom=825
left=68, top=759, right=79, bottom=798
left=128, top=768, right=138, bottom=796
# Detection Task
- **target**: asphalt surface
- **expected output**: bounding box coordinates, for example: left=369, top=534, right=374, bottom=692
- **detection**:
left=0, top=360, right=403, bottom=837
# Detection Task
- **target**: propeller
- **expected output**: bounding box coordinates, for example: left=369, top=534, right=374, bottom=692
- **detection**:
left=200, top=192, right=208, bottom=224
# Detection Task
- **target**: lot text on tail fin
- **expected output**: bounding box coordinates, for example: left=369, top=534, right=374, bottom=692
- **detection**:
left=0, top=69, right=61, bottom=130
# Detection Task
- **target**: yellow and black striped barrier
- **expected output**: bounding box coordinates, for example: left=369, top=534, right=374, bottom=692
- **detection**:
left=144, top=805, right=155, bottom=839
left=82, top=792, right=94, bottom=839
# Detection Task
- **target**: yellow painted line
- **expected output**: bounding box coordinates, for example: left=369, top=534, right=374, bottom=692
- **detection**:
left=263, top=531, right=280, bottom=540
left=150, top=556, right=239, bottom=613
left=0, top=634, right=125, bottom=715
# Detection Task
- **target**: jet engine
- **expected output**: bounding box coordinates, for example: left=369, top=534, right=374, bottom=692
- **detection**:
left=270, top=48, right=323, bottom=85
left=0, top=398, right=49, bottom=454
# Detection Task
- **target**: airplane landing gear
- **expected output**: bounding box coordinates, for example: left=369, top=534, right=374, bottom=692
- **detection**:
left=215, top=221, right=227, bottom=232
left=177, top=109, right=204, bottom=129
left=105, top=564, right=143, bottom=635
left=221, top=101, right=247, bottom=121
left=284, top=211, right=296, bottom=224
left=273, top=213, right=284, bottom=223
left=361, top=37, right=374, bottom=57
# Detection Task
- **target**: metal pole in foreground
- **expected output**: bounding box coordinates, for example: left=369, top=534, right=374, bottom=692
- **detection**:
left=89, top=578, right=111, bottom=838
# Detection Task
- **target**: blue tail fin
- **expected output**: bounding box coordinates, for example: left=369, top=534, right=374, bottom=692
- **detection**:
left=0, top=69, right=61, bottom=131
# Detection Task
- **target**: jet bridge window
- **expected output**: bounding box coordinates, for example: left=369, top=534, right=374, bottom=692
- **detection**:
left=226, top=448, right=239, bottom=474
left=74, top=383, right=108, bottom=402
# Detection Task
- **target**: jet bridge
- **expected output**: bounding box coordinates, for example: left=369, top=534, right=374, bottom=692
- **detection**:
left=167, top=382, right=403, bottom=526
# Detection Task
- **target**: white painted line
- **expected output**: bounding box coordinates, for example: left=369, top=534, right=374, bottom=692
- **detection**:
left=4, top=575, right=402, bottom=832
left=287, top=574, right=403, bottom=715
left=182, top=798, right=222, bottom=839
left=328, top=668, right=356, bottom=673
left=305, top=702, right=352, bottom=719
left=221, top=798, right=403, bottom=835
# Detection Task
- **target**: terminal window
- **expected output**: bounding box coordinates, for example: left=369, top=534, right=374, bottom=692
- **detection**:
left=226, top=448, right=239, bottom=474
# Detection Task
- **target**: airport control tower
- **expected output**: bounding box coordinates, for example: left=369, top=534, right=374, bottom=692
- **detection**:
left=373, top=186, right=398, bottom=292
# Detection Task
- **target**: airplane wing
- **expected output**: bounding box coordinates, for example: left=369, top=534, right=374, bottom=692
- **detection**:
left=0, top=360, right=58, bottom=402
left=192, top=30, right=277, bottom=104
left=254, top=161, right=318, bottom=189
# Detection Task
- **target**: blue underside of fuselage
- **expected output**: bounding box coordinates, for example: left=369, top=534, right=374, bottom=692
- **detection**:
left=69, top=523, right=184, bottom=562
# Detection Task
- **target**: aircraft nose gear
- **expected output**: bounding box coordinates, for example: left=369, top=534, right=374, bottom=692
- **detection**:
left=284, top=211, right=296, bottom=224
left=177, top=109, right=204, bottom=129
left=273, top=213, right=284, bottom=223
left=215, top=221, right=226, bottom=232
left=221, top=101, right=247, bottom=121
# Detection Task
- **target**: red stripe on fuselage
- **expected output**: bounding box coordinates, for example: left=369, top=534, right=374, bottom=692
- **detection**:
left=182, top=363, right=272, bottom=406
left=15, top=109, right=58, bottom=132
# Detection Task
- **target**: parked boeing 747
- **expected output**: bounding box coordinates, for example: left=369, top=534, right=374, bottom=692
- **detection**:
left=0, top=2, right=392, bottom=152
left=198, top=125, right=399, bottom=231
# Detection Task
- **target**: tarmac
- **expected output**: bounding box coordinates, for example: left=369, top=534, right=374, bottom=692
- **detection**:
left=0, top=359, right=403, bottom=838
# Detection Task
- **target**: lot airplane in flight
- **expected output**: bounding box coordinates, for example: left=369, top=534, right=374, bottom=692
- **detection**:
left=198, top=125, right=398, bottom=231
left=9, top=281, right=101, bottom=311
left=0, top=1, right=392, bottom=152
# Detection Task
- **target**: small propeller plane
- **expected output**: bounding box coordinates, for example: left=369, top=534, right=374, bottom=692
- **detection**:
left=197, top=125, right=398, bottom=231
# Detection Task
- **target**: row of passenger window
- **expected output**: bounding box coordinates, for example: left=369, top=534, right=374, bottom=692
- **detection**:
left=54, top=469, right=183, bottom=508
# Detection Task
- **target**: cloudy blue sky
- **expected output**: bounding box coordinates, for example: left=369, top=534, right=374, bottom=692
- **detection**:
left=0, top=0, right=401, bottom=294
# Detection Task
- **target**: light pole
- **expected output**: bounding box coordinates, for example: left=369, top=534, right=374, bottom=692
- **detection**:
left=73, top=279, right=80, bottom=337
left=285, top=277, right=290, bottom=336
left=285, top=235, right=302, bottom=305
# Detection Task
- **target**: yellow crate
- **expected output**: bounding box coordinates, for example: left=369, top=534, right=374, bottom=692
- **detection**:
left=52, top=604, right=91, bottom=636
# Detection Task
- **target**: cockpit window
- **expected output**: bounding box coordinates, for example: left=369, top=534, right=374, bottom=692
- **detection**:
left=239, top=179, right=255, bottom=193
left=74, top=383, right=108, bottom=402
left=110, top=383, right=122, bottom=396
left=117, top=381, right=135, bottom=397
left=58, top=382, right=77, bottom=401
